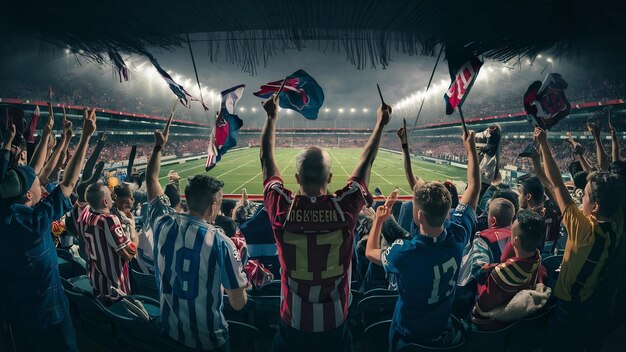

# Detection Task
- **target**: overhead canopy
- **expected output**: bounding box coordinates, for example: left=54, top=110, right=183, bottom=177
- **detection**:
left=2, top=0, right=625, bottom=73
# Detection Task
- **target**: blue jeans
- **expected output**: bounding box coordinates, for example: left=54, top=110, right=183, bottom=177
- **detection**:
left=272, top=320, right=352, bottom=352
left=11, top=315, right=78, bottom=352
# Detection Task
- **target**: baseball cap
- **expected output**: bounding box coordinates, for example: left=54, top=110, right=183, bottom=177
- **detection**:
left=0, top=165, right=37, bottom=199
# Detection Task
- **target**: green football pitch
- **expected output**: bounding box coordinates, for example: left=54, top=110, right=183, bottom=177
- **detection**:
left=158, top=147, right=467, bottom=196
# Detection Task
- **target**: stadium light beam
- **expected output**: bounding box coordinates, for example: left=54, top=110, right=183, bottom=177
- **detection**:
left=350, top=108, right=356, bottom=113
left=363, top=108, right=369, bottom=113
left=547, top=58, right=553, bottom=63
left=324, top=108, right=331, bottom=113
left=338, top=108, right=344, bottom=113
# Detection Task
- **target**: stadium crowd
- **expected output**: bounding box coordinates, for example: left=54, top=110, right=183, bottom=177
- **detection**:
left=1, top=94, right=626, bottom=352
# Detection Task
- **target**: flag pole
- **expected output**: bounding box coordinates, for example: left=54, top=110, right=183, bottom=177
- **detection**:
left=458, top=106, right=468, bottom=135
left=276, top=76, right=288, bottom=97
left=409, top=45, right=444, bottom=138
left=377, top=84, right=385, bottom=105
left=164, top=98, right=178, bottom=133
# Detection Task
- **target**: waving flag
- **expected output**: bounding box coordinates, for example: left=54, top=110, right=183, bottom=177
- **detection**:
left=206, top=85, right=245, bottom=171
left=26, top=105, right=40, bottom=143
left=146, top=54, right=193, bottom=108
left=444, top=55, right=483, bottom=115
left=253, top=69, right=324, bottom=120
left=524, top=73, right=571, bottom=130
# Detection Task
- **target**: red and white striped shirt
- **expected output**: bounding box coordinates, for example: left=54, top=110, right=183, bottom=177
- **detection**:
left=264, top=176, right=372, bottom=332
left=80, top=207, right=132, bottom=298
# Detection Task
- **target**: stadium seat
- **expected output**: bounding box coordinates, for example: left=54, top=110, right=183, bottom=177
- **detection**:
left=223, top=294, right=256, bottom=324
left=363, top=287, right=399, bottom=298
left=227, top=320, right=262, bottom=352
left=68, top=274, right=94, bottom=294
left=105, top=297, right=161, bottom=352
left=56, top=248, right=87, bottom=279
left=506, top=305, right=554, bottom=352
left=542, top=255, right=563, bottom=290
left=396, top=317, right=467, bottom=351
left=157, top=322, right=260, bottom=352
left=363, top=320, right=391, bottom=352
left=249, top=279, right=281, bottom=296
left=130, top=267, right=159, bottom=300
left=358, top=295, right=398, bottom=327
left=61, top=278, right=117, bottom=350
left=464, top=322, right=517, bottom=352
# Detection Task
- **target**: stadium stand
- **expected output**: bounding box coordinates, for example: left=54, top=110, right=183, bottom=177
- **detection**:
left=1, top=78, right=626, bottom=352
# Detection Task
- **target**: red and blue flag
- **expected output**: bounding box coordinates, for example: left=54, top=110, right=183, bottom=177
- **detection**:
left=523, top=73, right=571, bottom=130
left=444, top=54, right=483, bottom=115
left=253, top=69, right=324, bottom=120
left=206, top=84, right=245, bottom=171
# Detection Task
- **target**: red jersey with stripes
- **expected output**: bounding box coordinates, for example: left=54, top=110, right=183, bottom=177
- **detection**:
left=80, top=207, right=132, bottom=298
left=264, top=176, right=372, bottom=332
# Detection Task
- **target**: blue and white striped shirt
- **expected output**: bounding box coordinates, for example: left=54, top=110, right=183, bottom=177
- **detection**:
left=149, top=195, right=248, bottom=350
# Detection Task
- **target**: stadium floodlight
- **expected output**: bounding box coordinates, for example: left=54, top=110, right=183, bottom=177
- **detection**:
left=64, top=48, right=70, bottom=54
left=501, top=67, right=507, bottom=73
left=324, top=108, right=331, bottom=113
left=251, top=107, right=257, bottom=112
left=286, top=110, right=293, bottom=115
left=350, top=108, right=356, bottom=113
left=546, top=58, right=553, bottom=63
left=239, top=107, right=246, bottom=112
left=537, top=54, right=542, bottom=58
left=363, top=108, right=369, bottom=113
left=338, top=108, right=344, bottom=113
left=526, top=59, right=532, bottom=65
left=78, top=49, right=84, bottom=54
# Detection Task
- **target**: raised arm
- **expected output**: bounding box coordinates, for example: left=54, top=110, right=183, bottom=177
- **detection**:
left=611, top=126, right=620, bottom=162
left=29, top=103, right=54, bottom=173
left=60, top=108, right=96, bottom=198
left=588, top=123, right=609, bottom=171
left=567, top=132, right=594, bottom=172
left=40, top=120, right=72, bottom=184
left=535, top=127, right=573, bottom=212
left=365, top=190, right=398, bottom=266
left=146, top=123, right=170, bottom=201
left=351, top=103, right=391, bottom=186
left=82, top=132, right=107, bottom=181
left=461, top=130, right=480, bottom=210
left=260, top=94, right=280, bottom=181
left=397, top=119, right=422, bottom=191
left=1, top=124, right=16, bottom=179
left=527, top=146, right=556, bottom=202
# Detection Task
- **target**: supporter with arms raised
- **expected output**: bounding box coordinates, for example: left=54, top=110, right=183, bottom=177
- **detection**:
left=261, top=93, right=387, bottom=351
left=0, top=106, right=96, bottom=352
left=146, top=120, right=247, bottom=351
left=365, top=129, right=480, bottom=350
left=535, top=127, right=624, bottom=351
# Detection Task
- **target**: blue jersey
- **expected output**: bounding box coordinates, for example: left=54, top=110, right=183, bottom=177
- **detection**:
left=0, top=186, right=72, bottom=330
left=149, top=196, right=248, bottom=350
left=382, top=203, right=476, bottom=340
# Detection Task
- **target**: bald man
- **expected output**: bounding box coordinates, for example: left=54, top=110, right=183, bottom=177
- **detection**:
left=260, top=95, right=391, bottom=352
left=80, top=182, right=136, bottom=300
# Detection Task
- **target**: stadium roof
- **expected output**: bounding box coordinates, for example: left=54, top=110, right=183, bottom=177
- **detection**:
left=3, top=0, right=625, bottom=74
